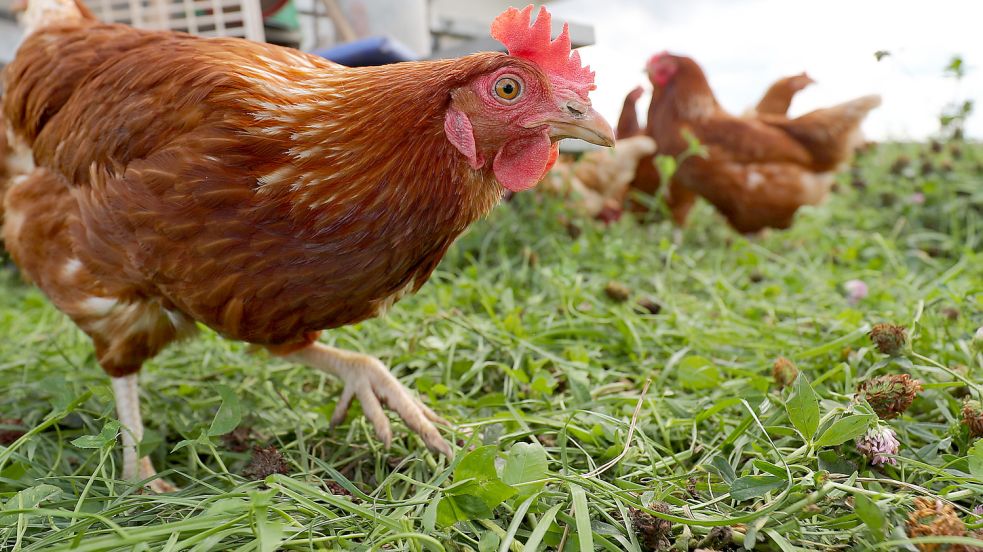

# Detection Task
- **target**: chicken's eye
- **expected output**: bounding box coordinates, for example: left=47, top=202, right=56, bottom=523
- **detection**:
left=493, top=77, right=522, bottom=102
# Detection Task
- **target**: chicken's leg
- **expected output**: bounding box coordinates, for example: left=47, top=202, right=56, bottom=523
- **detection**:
left=284, top=343, right=452, bottom=456
left=111, top=374, right=176, bottom=493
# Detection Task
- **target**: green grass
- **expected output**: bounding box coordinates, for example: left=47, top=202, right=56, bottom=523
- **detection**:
left=0, top=141, right=982, bottom=551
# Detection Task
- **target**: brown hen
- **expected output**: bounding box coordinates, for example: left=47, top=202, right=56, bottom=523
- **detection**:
left=1, top=2, right=613, bottom=490
left=637, top=53, right=879, bottom=233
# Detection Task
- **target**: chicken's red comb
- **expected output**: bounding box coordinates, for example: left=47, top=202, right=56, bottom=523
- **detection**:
left=491, top=5, right=595, bottom=96
left=648, top=51, right=670, bottom=66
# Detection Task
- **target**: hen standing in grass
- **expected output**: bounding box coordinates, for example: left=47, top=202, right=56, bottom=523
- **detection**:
left=615, top=73, right=816, bottom=225
left=619, top=71, right=818, bottom=224
left=640, top=52, right=879, bottom=233
left=0, top=1, right=613, bottom=490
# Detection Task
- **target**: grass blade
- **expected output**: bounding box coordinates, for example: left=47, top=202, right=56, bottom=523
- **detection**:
left=569, top=483, right=593, bottom=552
left=523, top=504, right=562, bottom=552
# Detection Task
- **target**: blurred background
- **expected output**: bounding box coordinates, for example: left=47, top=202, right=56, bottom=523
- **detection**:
left=549, top=0, right=982, bottom=141
left=0, top=0, right=979, bottom=140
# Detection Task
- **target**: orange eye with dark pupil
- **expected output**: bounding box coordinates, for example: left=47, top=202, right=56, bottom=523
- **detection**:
left=494, top=77, right=521, bottom=101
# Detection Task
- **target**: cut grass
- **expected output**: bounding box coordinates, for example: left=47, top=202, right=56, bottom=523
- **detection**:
left=0, top=141, right=981, bottom=551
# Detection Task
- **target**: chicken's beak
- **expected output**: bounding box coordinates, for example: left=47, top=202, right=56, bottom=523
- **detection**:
left=532, top=102, right=615, bottom=147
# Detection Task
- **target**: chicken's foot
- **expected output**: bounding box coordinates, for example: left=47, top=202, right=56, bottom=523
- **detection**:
left=285, top=343, right=453, bottom=457
left=111, top=374, right=177, bottom=493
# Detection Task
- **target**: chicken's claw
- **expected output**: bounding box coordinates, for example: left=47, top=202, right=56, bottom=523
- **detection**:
left=331, top=357, right=453, bottom=457
left=286, top=343, right=453, bottom=457
left=146, top=477, right=179, bottom=494
left=135, top=458, right=178, bottom=493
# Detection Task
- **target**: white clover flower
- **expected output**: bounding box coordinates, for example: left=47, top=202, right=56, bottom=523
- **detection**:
left=843, top=279, right=868, bottom=305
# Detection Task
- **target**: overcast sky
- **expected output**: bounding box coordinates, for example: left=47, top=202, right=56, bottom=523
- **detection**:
left=549, top=0, right=982, bottom=140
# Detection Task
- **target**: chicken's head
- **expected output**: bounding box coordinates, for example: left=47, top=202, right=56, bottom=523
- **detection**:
left=646, top=51, right=679, bottom=87
left=444, top=5, right=614, bottom=193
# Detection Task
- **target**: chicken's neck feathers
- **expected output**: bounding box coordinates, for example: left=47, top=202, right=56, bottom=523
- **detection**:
left=650, top=71, right=721, bottom=125
left=239, top=60, right=505, bottom=241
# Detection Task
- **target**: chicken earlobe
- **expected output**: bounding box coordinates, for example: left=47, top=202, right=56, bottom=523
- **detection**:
left=279, top=343, right=453, bottom=457
left=444, top=106, right=484, bottom=170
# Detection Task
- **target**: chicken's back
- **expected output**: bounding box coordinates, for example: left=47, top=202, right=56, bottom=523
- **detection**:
left=758, top=95, right=881, bottom=172
left=3, top=22, right=142, bottom=143
left=666, top=117, right=835, bottom=232
left=3, top=22, right=337, bottom=182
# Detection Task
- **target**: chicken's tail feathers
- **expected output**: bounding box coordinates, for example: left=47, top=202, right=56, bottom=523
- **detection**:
left=833, top=94, right=882, bottom=118
left=14, top=0, right=96, bottom=34
left=809, top=94, right=882, bottom=136
left=761, top=94, right=881, bottom=172
left=792, top=94, right=882, bottom=128
left=616, top=87, right=647, bottom=139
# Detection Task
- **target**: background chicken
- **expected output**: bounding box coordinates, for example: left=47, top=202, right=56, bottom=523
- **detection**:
left=619, top=71, right=816, bottom=225
left=632, top=52, right=879, bottom=233
left=0, top=1, right=613, bottom=490
left=541, top=135, right=655, bottom=222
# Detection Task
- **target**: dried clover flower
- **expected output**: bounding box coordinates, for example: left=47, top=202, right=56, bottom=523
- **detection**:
left=869, top=323, right=907, bottom=356
left=855, top=374, right=922, bottom=420
left=962, top=400, right=983, bottom=439
left=772, top=357, right=798, bottom=388
left=905, top=497, right=966, bottom=552
left=242, top=445, right=290, bottom=480
left=630, top=502, right=672, bottom=551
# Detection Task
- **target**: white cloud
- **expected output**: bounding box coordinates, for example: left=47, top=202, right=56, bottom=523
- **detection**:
left=550, top=0, right=983, bottom=140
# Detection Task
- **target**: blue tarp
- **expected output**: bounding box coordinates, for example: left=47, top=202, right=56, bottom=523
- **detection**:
left=312, top=36, right=417, bottom=67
